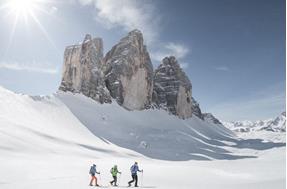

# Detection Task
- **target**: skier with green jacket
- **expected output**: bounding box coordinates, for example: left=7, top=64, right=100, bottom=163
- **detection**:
left=110, top=165, right=121, bottom=186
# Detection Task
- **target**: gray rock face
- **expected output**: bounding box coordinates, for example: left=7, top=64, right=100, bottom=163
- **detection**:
left=153, top=56, right=192, bottom=119
left=191, top=97, right=204, bottom=119
left=191, top=97, right=222, bottom=124
left=59, top=30, right=213, bottom=121
left=59, top=34, right=111, bottom=103
left=103, top=30, right=153, bottom=110
left=203, top=113, right=222, bottom=125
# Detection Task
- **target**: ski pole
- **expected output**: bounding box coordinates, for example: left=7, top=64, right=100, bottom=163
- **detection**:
left=98, top=172, right=102, bottom=183
left=118, top=173, right=121, bottom=185
left=141, top=170, right=144, bottom=187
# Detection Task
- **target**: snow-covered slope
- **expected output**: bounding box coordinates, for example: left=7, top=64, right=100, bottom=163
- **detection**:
left=0, top=86, right=139, bottom=159
left=57, top=92, right=245, bottom=161
left=57, top=91, right=285, bottom=160
left=0, top=86, right=285, bottom=189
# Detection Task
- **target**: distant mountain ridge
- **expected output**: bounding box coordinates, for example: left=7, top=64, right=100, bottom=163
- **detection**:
left=223, top=112, right=286, bottom=133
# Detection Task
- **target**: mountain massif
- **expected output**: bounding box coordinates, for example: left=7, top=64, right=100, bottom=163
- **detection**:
left=59, top=29, right=214, bottom=120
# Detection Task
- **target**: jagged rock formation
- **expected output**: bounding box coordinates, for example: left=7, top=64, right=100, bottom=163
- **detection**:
left=191, top=97, right=204, bottom=119
left=59, top=34, right=111, bottom=103
left=203, top=113, right=222, bottom=125
left=103, top=30, right=153, bottom=110
left=153, top=56, right=192, bottom=119
left=191, top=97, right=222, bottom=124
left=58, top=30, right=214, bottom=121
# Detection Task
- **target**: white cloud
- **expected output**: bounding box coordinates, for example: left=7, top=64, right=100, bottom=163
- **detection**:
left=151, top=42, right=190, bottom=68
left=77, top=0, right=190, bottom=68
left=78, top=0, right=159, bottom=44
left=165, top=43, right=189, bottom=59
left=0, top=61, right=59, bottom=74
left=215, top=66, right=230, bottom=71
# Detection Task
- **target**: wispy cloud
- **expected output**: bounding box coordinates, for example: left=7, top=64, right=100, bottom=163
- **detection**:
left=215, top=66, right=230, bottom=71
left=77, top=0, right=190, bottom=68
left=0, top=61, right=59, bottom=74
left=151, top=42, right=190, bottom=68
left=78, top=0, right=159, bottom=44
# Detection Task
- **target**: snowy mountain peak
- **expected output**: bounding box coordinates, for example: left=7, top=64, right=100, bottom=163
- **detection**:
left=223, top=112, right=286, bottom=133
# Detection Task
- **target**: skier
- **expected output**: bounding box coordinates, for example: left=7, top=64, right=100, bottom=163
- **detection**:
left=128, top=162, right=143, bottom=187
left=110, top=165, right=122, bottom=186
left=89, top=164, right=100, bottom=186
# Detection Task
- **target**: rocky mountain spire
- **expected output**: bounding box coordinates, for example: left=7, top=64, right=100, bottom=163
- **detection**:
left=152, top=56, right=193, bottom=119
left=191, top=97, right=204, bottom=119
left=58, top=30, right=218, bottom=121
left=103, top=29, right=153, bottom=110
left=59, top=34, right=111, bottom=103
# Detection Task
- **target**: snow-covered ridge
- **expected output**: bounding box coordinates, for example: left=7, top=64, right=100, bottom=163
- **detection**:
left=223, top=112, right=286, bottom=133
left=222, top=113, right=286, bottom=143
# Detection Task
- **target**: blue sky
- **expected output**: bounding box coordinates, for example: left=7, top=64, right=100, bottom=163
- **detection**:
left=0, top=0, right=285, bottom=121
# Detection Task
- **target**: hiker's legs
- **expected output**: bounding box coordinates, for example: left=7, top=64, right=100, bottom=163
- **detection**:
left=111, top=176, right=116, bottom=185
left=135, top=175, right=138, bottom=187
left=90, top=175, right=95, bottom=185
left=113, top=176, right=117, bottom=185
left=94, top=176, right=98, bottom=185
left=128, top=174, right=136, bottom=185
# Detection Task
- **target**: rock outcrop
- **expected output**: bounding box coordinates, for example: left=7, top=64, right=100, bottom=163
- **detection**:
left=103, top=30, right=153, bottom=110
left=58, top=30, right=212, bottom=121
left=191, top=97, right=222, bottom=124
left=153, top=56, right=192, bottom=119
left=59, top=34, right=111, bottom=103
left=191, top=97, right=204, bottom=119
left=203, top=113, right=222, bottom=125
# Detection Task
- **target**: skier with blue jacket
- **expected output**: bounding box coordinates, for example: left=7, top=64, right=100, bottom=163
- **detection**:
left=128, top=162, right=143, bottom=187
left=89, top=164, right=100, bottom=186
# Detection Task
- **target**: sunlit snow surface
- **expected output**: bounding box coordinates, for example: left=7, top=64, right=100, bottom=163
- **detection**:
left=0, top=86, right=285, bottom=189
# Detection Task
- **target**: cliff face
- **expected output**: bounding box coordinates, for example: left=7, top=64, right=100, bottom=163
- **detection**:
left=58, top=30, right=217, bottom=120
left=191, top=97, right=203, bottom=119
left=59, top=34, right=111, bottom=103
left=103, top=30, right=153, bottom=110
left=153, top=56, right=193, bottom=119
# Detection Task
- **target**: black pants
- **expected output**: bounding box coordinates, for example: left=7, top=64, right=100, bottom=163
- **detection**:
left=111, top=176, right=117, bottom=186
left=128, top=174, right=138, bottom=186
